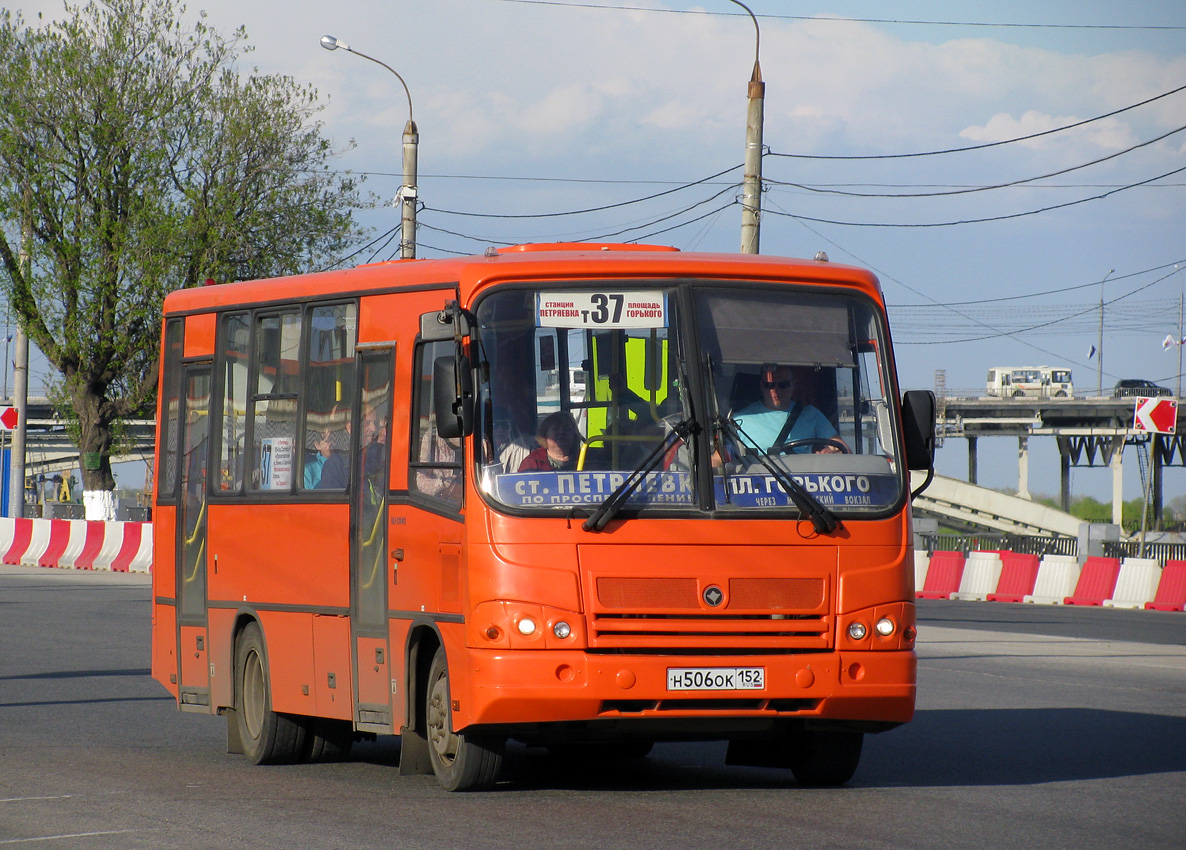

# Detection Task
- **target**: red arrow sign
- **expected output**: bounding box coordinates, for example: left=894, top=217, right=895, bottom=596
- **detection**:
left=0, top=406, right=17, bottom=431
left=1133, top=397, right=1178, bottom=434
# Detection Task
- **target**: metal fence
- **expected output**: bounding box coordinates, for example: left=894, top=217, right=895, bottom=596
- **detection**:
left=1103, top=541, right=1186, bottom=564
left=919, top=533, right=1078, bottom=558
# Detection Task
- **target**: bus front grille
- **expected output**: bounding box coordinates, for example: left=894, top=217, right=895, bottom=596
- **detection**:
left=589, top=576, right=832, bottom=650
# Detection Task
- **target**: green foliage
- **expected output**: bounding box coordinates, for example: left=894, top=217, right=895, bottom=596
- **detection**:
left=0, top=0, right=367, bottom=489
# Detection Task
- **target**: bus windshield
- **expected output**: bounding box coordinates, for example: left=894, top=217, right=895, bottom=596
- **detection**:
left=475, top=281, right=903, bottom=517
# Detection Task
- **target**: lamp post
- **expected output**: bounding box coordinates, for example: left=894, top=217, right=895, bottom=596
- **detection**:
left=730, top=1, right=764, bottom=255
left=320, top=35, right=418, bottom=259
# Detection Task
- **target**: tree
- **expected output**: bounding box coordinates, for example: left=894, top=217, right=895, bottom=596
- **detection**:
left=0, top=0, right=366, bottom=518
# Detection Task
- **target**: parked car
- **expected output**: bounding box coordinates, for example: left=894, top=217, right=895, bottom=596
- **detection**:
left=1112, top=378, right=1173, bottom=398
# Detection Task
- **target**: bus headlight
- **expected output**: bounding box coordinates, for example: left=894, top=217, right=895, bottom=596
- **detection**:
left=847, top=621, right=868, bottom=640
left=875, top=618, right=895, bottom=637
left=553, top=621, right=572, bottom=639
left=517, top=617, right=537, bottom=636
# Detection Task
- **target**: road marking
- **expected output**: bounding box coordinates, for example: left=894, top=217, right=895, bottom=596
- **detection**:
left=0, top=831, right=147, bottom=845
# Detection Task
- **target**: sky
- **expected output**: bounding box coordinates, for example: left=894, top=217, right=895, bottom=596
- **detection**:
left=9, top=0, right=1186, bottom=507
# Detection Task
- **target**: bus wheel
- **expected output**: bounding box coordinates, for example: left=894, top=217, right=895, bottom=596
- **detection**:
left=304, top=718, right=354, bottom=762
left=425, top=647, right=504, bottom=791
left=787, top=728, right=863, bottom=787
left=234, top=622, right=306, bottom=765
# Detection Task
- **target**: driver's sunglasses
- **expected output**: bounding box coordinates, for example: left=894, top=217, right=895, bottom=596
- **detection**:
left=761, top=379, right=793, bottom=389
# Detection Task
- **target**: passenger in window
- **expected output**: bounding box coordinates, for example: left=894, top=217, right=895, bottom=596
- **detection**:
left=317, top=406, right=381, bottom=489
left=518, top=411, right=582, bottom=472
left=304, top=429, right=333, bottom=489
left=416, top=429, right=463, bottom=501
left=734, top=363, right=843, bottom=454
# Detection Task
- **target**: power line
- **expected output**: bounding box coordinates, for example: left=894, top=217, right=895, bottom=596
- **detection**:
left=768, top=81, right=1186, bottom=161
left=767, top=123, right=1186, bottom=199
left=423, top=164, right=739, bottom=219
left=488, top=1, right=1186, bottom=32
left=767, top=162, right=1186, bottom=228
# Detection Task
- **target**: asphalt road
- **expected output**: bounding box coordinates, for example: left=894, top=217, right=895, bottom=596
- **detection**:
left=2, top=565, right=1184, bottom=849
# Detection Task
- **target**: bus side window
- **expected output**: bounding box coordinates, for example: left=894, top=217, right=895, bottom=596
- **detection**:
left=217, top=312, right=250, bottom=493
left=301, top=303, right=357, bottom=491
left=250, top=311, right=301, bottom=492
left=410, top=340, right=463, bottom=506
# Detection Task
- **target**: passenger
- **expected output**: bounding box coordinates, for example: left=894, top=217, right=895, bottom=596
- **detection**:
left=733, top=363, right=843, bottom=454
left=518, top=411, right=582, bottom=472
left=304, top=429, right=333, bottom=489
left=416, top=429, right=463, bottom=501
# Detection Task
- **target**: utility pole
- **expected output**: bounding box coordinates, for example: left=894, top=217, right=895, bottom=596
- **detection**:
left=320, top=35, right=418, bottom=259
left=733, top=1, right=764, bottom=255
left=9, top=194, right=29, bottom=519
left=1096, top=269, right=1114, bottom=395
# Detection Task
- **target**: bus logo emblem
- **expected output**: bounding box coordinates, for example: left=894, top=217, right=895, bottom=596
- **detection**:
left=703, top=586, right=724, bottom=607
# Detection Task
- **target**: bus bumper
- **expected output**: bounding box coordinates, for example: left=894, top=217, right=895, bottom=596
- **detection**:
left=458, top=649, right=915, bottom=735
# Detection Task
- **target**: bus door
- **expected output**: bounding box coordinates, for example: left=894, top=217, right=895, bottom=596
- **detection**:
left=176, top=363, right=212, bottom=711
left=352, top=350, right=395, bottom=730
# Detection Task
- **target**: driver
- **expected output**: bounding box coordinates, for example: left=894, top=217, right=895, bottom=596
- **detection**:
left=733, top=363, right=842, bottom=454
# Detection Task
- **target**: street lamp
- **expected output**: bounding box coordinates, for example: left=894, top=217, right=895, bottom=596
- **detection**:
left=729, top=1, right=764, bottom=255
left=320, top=35, right=419, bottom=259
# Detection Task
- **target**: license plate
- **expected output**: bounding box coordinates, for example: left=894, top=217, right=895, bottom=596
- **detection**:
left=666, top=667, right=765, bottom=691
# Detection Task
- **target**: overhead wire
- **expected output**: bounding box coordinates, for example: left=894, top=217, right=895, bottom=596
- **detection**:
left=488, top=1, right=1186, bottom=32
left=766, top=123, right=1186, bottom=199
left=768, top=81, right=1186, bottom=161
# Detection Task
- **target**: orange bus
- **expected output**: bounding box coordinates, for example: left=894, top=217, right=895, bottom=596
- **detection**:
left=151, top=243, right=936, bottom=790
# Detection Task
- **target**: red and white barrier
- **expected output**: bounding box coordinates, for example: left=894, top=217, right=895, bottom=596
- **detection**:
left=0, top=517, right=152, bottom=573
left=951, top=551, right=1003, bottom=601
left=1104, top=558, right=1162, bottom=609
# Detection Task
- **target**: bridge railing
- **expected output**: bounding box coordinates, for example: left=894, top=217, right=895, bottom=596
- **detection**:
left=919, top=533, right=1078, bottom=558
left=1103, top=540, right=1186, bottom=564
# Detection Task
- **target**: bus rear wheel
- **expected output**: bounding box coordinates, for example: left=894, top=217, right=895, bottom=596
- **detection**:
left=234, top=622, right=306, bottom=765
left=425, top=647, right=504, bottom=791
left=787, top=728, right=863, bottom=787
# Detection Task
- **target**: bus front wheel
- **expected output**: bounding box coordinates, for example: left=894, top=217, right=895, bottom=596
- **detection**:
left=234, top=622, right=306, bottom=765
left=787, top=728, right=864, bottom=787
left=425, top=647, right=504, bottom=791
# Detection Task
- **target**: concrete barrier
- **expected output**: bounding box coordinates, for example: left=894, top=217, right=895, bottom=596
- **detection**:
left=1104, top=558, right=1162, bottom=609
left=1024, top=555, right=1081, bottom=605
left=0, top=517, right=152, bottom=573
left=913, top=551, right=930, bottom=595
left=951, top=551, right=1003, bottom=601
left=1065, top=556, right=1122, bottom=606
left=18, top=519, right=55, bottom=567
left=1148, top=561, right=1186, bottom=612
left=988, top=552, right=1040, bottom=603
left=917, top=550, right=965, bottom=599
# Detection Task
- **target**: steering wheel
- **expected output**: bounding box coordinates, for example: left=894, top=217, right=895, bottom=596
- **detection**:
left=772, top=437, right=850, bottom=455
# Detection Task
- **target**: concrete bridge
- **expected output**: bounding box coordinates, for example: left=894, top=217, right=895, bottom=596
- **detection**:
left=911, top=473, right=1082, bottom=538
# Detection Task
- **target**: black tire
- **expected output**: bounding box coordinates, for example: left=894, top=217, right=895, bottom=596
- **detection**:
left=787, top=728, right=863, bottom=787
left=234, top=622, right=307, bottom=765
left=425, top=647, right=504, bottom=791
left=304, top=717, right=354, bottom=762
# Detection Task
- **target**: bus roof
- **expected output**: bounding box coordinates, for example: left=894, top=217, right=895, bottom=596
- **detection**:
left=162, top=243, right=884, bottom=315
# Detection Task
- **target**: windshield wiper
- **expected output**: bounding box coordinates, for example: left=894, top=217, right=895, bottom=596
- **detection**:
left=719, top=416, right=843, bottom=535
left=582, top=418, right=695, bottom=532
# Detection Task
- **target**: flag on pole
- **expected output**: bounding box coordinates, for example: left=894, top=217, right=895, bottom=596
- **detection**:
left=1087, top=344, right=1096, bottom=359
left=1164, top=334, right=1186, bottom=351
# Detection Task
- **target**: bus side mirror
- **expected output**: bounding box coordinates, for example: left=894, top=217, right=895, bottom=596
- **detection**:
left=420, top=302, right=473, bottom=343
left=434, top=355, right=474, bottom=438
left=901, top=390, right=936, bottom=471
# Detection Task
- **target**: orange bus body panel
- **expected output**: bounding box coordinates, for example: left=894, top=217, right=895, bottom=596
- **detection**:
left=152, top=246, right=915, bottom=774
